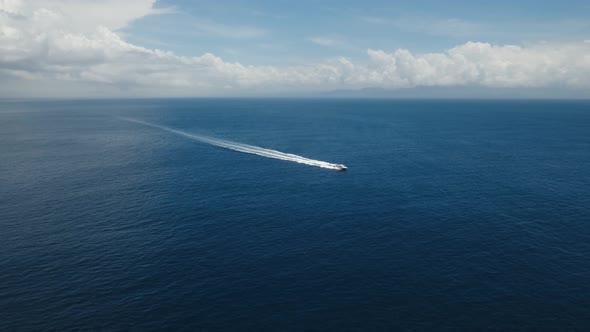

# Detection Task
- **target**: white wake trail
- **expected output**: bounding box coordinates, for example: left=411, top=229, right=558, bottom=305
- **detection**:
left=119, top=117, right=347, bottom=171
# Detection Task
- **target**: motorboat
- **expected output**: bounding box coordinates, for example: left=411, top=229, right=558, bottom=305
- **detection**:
left=335, top=164, right=348, bottom=171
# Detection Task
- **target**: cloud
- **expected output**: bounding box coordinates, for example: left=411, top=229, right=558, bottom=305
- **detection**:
left=20, top=0, right=168, bottom=32
left=362, top=15, right=590, bottom=41
left=1, top=0, right=589, bottom=96
left=364, top=42, right=590, bottom=88
left=360, top=16, right=389, bottom=25
left=308, top=37, right=342, bottom=47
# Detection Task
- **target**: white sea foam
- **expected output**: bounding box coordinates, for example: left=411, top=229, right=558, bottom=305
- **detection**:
left=119, top=117, right=346, bottom=171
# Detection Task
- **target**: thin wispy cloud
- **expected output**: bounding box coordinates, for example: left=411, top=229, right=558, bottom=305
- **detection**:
left=307, top=37, right=343, bottom=47
left=360, top=16, right=388, bottom=25
left=361, top=15, right=590, bottom=40
left=247, top=8, right=286, bottom=20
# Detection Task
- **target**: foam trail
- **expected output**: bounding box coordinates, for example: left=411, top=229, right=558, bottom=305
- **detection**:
left=119, top=117, right=346, bottom=171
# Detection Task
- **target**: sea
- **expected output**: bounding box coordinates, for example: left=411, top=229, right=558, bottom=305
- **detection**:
left=1, top=99, right=589, bottom=331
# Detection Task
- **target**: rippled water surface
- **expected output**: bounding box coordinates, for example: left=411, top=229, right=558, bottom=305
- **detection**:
left=1, top=99, right=589, bottom=330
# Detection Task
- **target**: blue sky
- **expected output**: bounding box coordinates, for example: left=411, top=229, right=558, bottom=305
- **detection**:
left=0, top=0, right=589, bottom=97
left=126, top=0, right=590, bottom=63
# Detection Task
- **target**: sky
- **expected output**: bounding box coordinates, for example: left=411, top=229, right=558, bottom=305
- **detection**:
left=0, top=0, right=589, bottom=97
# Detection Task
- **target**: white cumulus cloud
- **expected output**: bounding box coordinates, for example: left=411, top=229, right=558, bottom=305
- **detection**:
left=1, top=0, right=589, bottom=96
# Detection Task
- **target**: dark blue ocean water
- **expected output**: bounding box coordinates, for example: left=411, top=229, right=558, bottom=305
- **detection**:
left=1, top=99, right=589, bottom=331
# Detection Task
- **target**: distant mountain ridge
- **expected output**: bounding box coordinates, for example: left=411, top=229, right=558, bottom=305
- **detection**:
left=322, top=87, right=589, bottom=99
